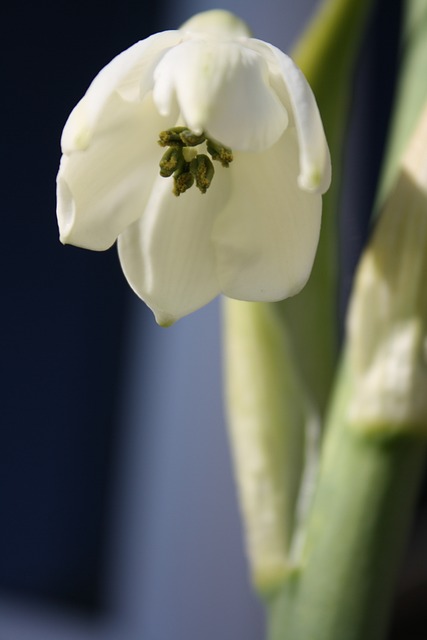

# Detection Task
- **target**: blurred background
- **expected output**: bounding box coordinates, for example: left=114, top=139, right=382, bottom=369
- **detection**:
left=1, top=0, right=425, bottom=638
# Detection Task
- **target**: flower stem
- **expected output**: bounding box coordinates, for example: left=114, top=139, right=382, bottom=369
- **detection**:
left=267, top=2, right=427, bottom=638
left=276, top=0, right=376, bottom=415
left=268, top=360, right=426, bottom=640
left=376, top=0, right=427, bottom=207
left=223, top=0, right=376, bottom=601
left=223, top=300, right=311, bottom=594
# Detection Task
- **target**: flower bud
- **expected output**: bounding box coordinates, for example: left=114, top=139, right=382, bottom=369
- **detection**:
left=347, top=103, right=427, bottom=436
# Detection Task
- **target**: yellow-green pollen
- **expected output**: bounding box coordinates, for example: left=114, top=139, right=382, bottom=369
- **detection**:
left=158, top=127, right=233, bottom=196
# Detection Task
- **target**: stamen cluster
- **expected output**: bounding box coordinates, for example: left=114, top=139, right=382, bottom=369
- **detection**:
left=158, top=127, right=233, bottom=196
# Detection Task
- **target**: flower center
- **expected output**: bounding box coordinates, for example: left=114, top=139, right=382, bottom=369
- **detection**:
left=158, top=127, right=233, bottom=196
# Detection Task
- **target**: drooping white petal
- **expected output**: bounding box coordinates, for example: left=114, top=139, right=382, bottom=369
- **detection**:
left=117, top=171, right=232, bottom=326
left=57, top=94, right=172, bottom=251
left=248, top=40, right=331, bottom=194
left=180, top=9, right=251, bottom=38
left=212, top=128, right=322, bottom=301
left=153, top=40, right=288, bottom=152
left=61, top=31, right=181, bottom=154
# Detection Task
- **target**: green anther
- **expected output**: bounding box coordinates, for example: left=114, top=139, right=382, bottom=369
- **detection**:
left=158, top=127, right=188, bottom=147
left=159, top=147, right=184, bottom=177
left=179, top=130, right=206, bottom=147
left=190, top=154, right=215, bottom=194
left=206, top=139, right=233, bottom=167
left=157, top=127, right=233, bottom=195
left=173, top=169, right=194, bottom=196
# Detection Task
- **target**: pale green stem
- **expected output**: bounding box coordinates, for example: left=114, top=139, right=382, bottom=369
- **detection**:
left=222, top=0, right=376, bottom=600
left=223, top=301, right=311, bottom=594
left=376, top=0, right=427, bottom=208
left=268, top=359, right=426, bottom=640
left=267, top=1, right=427, bottom=638
left=276, top=0, right=375, bottom=415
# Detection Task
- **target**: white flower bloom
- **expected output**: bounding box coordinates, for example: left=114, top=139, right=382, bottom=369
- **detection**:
left=56, top=9, right=331, bottom=326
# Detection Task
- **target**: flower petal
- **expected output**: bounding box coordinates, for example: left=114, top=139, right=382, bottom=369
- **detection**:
left=117, top=171, right=232, bottom=325
left=212, top=128, right=322, bottom=301
left=249, top=40, right=331, bottom=194
left=180, top=10, right=251, bottom=38
left=61, top=31, right=181, bottom=154
left=153, top=40, right=288, bottom=152
left=57, top=93, right=172, bottom=250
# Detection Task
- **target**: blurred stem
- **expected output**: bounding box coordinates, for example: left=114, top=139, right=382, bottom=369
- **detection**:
left=223, top=300, right=309, bottom=594
left=276, top=0, right=375, bottom=415
left=223, top=0, right=376, bottom=599
left=268, top=1, right=427, bottom=639
left=268, top=360, right=426, bottom=640
left=377, top=0, right=427, bottom=207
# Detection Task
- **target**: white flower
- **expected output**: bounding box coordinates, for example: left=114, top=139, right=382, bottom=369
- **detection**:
left=56, top=9, right=331, bottom=326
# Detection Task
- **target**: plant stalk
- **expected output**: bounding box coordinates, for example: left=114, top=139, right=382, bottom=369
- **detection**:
left=268, top=358, right=426, bottom=640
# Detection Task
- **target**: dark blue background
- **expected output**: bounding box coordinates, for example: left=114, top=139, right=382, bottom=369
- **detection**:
left=1, top=0, right=164, bottom=611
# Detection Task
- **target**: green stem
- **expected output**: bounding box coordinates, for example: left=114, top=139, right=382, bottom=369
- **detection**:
left=276, top=0, right=375, bottom=415
left=376, top=0, right=427, bottom=208
left=222, top=0, right=376, bottom=599
left=267, top=2, right=427, bottom=638
left=223, top=300, right=310, bottom=594
left=268, top=359, right=426, bottom=640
